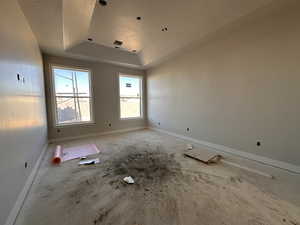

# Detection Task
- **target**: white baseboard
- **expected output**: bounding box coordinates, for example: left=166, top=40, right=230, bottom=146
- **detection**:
left=49, top=126, right=147, bottom=143
left=5, top=143, right=48, bottom=225
left=149, top=127, right=300, bottom=174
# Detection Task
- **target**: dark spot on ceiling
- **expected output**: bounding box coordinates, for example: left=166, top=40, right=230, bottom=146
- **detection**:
left=114, top=40, right=123, bottom=46
left=99, top=0, right=108, bottom=6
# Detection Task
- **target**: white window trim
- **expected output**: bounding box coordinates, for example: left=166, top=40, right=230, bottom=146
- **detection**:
left=50, top=64, right=95, bottom=127
left=118, top=74, right=144, bottom=120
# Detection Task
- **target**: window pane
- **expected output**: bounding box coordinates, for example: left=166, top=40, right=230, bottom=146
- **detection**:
left=53, top=68, right=91, bottom=97
left=120, top=97, right=140, bottom=118
left=75, top=71, right=91, bottom=97
left=53, top=68, right=74, bottom=97
left=77, top=98, right=91, bottom=122
left=56, top=97, right=77, bottom=124
left=120, top=76, right=140, bottom=97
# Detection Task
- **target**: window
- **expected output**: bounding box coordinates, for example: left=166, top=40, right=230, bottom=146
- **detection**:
left=119, top=75, right=142, bottom=119
left=51, top=66, right=93, bottom=126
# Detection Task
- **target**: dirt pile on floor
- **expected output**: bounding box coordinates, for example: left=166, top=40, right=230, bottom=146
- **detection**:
left=65, top=145, right=185, bottom=224
left=107, top=146, right=182, bottom=188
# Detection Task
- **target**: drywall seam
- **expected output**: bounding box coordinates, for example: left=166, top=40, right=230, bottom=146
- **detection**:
left=49, top=126, right=147, bottom=143
left=149, top=127, right=300, bottom=174
left=4, top=143, right=49, bottom=225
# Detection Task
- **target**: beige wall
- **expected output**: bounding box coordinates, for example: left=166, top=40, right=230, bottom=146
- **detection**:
left=43, top=55, right=146, bottom=140
left=147, top=3, right=300, bottom=166
left=0, top=0, right=47, bottom=224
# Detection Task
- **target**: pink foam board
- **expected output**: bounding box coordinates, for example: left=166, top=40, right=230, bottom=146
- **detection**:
left=62, top=144, right=100, bottom=162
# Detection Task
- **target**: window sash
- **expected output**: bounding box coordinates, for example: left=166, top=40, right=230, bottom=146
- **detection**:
left=119, top=75, right=142, bottom=119
left=55, top=96, right=92, bottom=125
left=54, top=72, right=91, bottom=97
left=52, top=66, right=93, bottom=126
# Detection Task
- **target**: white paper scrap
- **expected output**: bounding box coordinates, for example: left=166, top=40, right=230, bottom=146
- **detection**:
left=123, top=176, right=135, bottom=184
left=78, top=158, right=100, bottom=165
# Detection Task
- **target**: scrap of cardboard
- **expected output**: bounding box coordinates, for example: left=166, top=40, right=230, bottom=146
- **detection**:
left=184, top=148, right=222, bottom=164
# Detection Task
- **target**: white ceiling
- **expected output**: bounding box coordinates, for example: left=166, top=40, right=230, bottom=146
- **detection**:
left=18, top=0, right=288, bottom=68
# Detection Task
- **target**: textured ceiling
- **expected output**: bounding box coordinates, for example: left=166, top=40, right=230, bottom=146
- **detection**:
left=18, top=0, right=288, bottom=68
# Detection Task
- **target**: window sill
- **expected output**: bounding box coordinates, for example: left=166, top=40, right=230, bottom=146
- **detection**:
left=120, top=117, right=144, bottom=121
left=55, top=121, right=96, bottom=128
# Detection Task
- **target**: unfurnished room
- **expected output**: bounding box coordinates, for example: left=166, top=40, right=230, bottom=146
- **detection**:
left=1, top=0, right=300, bottom=225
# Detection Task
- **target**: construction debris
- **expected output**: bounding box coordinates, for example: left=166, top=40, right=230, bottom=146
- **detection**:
left=184, top=146, right=274, bottom=179
left=78, top=158, right=100, bottom=165
left=184, top=148, right=222, bottom=164
left=186, top=144, right=193, bottom=150
left=52, top=144, right=100, bottom=164
left=123, top=176, right=135, bottom=184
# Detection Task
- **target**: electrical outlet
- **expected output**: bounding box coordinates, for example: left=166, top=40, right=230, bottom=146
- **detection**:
left=186, top=127, right=190, bottom=132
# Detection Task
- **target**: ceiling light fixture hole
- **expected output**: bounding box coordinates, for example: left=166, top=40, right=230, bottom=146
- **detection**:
left=99, top=0, right=108, bottom=6
left=114, top=40, right=123, bottom=46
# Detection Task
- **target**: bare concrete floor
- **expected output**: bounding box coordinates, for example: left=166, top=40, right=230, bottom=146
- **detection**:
left=15, top=129, right=300, bottom=225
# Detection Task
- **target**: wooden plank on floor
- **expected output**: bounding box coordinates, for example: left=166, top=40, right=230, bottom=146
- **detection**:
left=184, top=148, right=222, bottom=164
